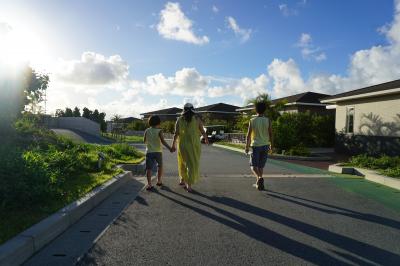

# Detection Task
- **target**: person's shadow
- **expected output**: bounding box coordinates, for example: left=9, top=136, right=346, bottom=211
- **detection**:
left=156, top=186, right=400, bottom=265
left=155, top=187, right=400, bottom=265
left=267, top=190, right=400, bottom=230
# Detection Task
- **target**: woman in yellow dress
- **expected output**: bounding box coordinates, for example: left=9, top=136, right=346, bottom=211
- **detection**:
left=172, top=103, right=209, bottom=192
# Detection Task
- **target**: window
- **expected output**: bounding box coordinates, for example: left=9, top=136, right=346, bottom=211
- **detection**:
left=346, top=107, right=355, bottom=133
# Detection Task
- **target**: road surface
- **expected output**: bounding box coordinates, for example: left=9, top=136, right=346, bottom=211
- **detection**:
left=78, top=145, right=400, bottom=265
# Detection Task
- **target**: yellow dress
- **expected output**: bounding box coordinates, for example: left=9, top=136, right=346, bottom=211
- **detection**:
left=177, top=116, right=201, bottom=185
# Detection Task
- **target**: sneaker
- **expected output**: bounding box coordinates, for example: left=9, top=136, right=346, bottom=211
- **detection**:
left=257, top=178, right=265, bottom=191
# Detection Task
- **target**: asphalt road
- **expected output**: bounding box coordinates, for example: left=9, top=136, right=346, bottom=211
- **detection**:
left=79, top=145, right=400, bottom=265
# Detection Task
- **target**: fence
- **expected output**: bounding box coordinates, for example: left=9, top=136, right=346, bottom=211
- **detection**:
left=223, top=133, right=246, bottom=143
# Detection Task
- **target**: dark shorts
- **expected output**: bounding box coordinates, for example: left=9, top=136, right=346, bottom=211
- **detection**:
left=250, top=145, right=269, bottom=168
left=146, top=152, right=162, bottom=170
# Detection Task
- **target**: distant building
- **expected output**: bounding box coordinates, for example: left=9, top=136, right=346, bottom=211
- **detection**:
left=106, top=116, right=142, bottom=133
left=237, top=92, right=333, bottom=115
left=196, top=103, right=240, bottom=122
left=140, top=107, right=182, bottom=122
left=321, top=79, right=400, bottom=156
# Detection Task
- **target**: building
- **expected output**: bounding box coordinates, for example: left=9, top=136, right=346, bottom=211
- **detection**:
left=196, top=103, right=240, bottom=122
left=321, top=79, right=400, bottom=156
left=140, top=107, right=182, bottom=122
left=106, top=117, right=142, bottom=133
left=237, top=92, right=333, bottom=115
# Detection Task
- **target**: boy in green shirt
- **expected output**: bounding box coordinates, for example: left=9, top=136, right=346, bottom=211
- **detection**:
left=245, top=101, right=273, bottom=191
left=144, top=115, right=173, bottom=190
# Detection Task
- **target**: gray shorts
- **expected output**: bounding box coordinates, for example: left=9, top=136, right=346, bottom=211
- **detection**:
left=250, top=145, right=269, bottom=168
left=146, top=152, right=162, bottom=170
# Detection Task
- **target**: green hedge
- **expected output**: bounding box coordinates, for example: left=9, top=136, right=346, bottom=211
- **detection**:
left=272, top=112, right=335, bottom=152
left=345, top=154, right=400, bottom=178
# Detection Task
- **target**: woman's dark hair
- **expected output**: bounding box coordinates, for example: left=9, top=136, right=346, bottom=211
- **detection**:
left=148, top=115, right=161, bottom=127
left=183, top=109, right=195, bottom=123
left=255, top=102, right=267, bottom=114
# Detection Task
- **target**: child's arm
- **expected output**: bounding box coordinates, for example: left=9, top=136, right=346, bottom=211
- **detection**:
left=159, top=130, right=172, bottom=151
left=268, top=121, right=273, bottom=152
left=143, top=129, right=147, bottom=143
left=198, top=118, right=209, bottom=145
left=245, top=121, right=252, bottom=154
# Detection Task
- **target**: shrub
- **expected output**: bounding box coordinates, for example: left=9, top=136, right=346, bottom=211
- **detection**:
left=346, top=155, right=400, bottom=178
left=286, top=144, right=311, bottom=156
left=272, top=112, right=335, bottom=153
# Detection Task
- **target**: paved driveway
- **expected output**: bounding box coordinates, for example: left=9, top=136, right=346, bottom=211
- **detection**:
left=79, top=145, right=400, bottom=265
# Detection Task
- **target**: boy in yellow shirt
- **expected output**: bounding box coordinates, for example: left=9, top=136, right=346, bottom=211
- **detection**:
left=143, top=115, right=173, bottom=190
left=245, top=101, right=273, bottom=191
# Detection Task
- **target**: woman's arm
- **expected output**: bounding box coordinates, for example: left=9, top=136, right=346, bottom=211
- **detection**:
left=171, top=119, right=179, bottom=152
left=159, top=130, right=172, bottom=151
left=245, top=121, right=252, bottom=154
left=143, top=129, right=147, bottom=144
left=198, top=118, right=209, bottom=145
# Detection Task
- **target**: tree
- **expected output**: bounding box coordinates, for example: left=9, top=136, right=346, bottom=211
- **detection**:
left=73, top=107, right=81, bottom=117
left=91, top=109, right=100, bottom=123
left=99, top=112, right=107, bottom=132
left=55, top=109, right=65, bottom=117
left=64, top=108, right=73, bottom=117
left=24, top=67, right=49, bottom=114
left=82, top=107, right=92, bottom=119
left=112, top=114, right=122, bottom=122
left=237, top=93, right=287, bottom=132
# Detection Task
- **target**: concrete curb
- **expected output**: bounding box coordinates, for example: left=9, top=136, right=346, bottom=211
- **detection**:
left=212, top=144, right=332, bottom=161
left=328, top=163, right=400, bottom=190
left=0, top=169, right=140, bottom=266
left=118, top=160, right=145, bottom=175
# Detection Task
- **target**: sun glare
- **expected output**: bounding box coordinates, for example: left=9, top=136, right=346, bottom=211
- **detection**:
left=0, top=21, right=52, bottom=72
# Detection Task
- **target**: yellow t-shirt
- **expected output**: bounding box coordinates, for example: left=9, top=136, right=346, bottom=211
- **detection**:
left=144, top=127, right=162, bottom=153
left=250, top=116, right=270, bottom=147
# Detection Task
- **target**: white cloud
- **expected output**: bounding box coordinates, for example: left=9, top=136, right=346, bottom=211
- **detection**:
left=266, top=0, right=400, bottom=98
left=0, top=22, right=12, bottom=36
left=55, top=51, right=129, bottom=85
left=297, top=33, right=327, bottom=62
left=226, top=16, right=252, bottom=43
left=212, top=5, right=219, bottom=13
left=144, top=67, right=209, bottom=96
left=279, top=4, right=298, bottom=17
left=157, top=2, right=209, bottom=45
left=208, top=74, right=269, bottom=100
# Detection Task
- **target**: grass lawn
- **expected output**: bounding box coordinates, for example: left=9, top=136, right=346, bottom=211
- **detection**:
left=0, top=119, right=144, bottom=244
left=0, top=168, right=122, bottom=245
left=103, top=133, right=143, bottom=143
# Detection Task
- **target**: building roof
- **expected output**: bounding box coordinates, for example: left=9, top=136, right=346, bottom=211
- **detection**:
left=140, top=107, right=182, bottom=116
left=120, top=117, right=141, bottom=123
left=237, top=91, right=330, bottom=111
left=321, top=79, right=400, bottom=103
left=196, top=103, right=240, bottom=113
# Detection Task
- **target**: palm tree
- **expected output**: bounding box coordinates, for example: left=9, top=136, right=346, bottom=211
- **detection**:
left=246, top=93, right=286, bottom=121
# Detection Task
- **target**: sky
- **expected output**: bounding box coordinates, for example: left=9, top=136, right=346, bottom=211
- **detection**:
left=0, top=0, right=399, bottom=118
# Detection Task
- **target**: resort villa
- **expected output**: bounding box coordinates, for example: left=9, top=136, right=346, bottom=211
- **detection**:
left=321, top=79, right=400, bottom=156
left=237, top=92, right=333, bottom=116
left=140, top=107, right=183, bottom=122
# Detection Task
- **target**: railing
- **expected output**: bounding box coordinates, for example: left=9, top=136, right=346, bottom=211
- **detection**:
left=223, top=133, right=246, bottom=143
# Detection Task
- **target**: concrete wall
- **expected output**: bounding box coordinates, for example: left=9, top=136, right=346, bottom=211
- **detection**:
left=334, top=93, right=400, bottom=155
left=45, top=117, right=100, bottom=137
left=335, top=94, right=400, bottom=137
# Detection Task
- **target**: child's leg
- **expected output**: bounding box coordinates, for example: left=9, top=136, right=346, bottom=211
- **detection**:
left=146, top=169, right=152, bottom=187
left=157, top=166, right=163, bottom=184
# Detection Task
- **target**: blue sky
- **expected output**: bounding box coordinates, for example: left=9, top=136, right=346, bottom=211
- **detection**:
left=1, top=0, right=399, bottom=118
